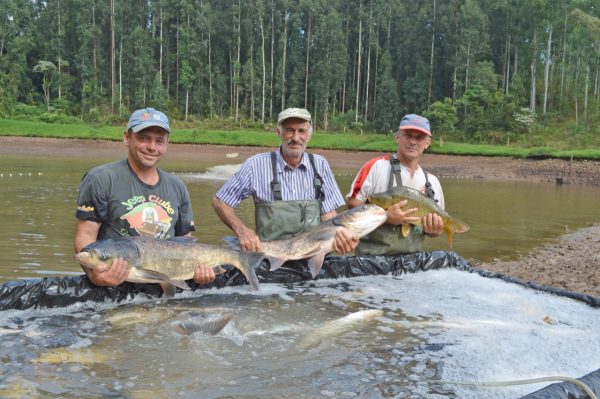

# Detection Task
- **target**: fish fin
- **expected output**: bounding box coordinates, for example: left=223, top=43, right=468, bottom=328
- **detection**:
left=222, top=236, right=241, bottom=249
left=266, top=256, right=287, bottom=271
left=160, top=282, right=176, bottom=297
left=236, top=252, right=264, bottom=291
left=307, top=252, right=327, bottom=278
left=212, top=265, right=227, bottom=275
left=401, top=224, right=411, bottom=238
left=174, top=312, right=234, bottom=336
left=129, top=268, right=190, bottom=296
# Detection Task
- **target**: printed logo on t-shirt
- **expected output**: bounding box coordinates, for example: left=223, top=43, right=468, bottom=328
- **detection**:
left=120, top=195, right=174, bottom=238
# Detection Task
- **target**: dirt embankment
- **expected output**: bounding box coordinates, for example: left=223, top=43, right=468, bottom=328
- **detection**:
left=2, top=136, right=600, bottom=297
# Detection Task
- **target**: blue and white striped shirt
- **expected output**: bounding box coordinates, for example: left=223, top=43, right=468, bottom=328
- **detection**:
left=215, top=149, right=345, bottom=214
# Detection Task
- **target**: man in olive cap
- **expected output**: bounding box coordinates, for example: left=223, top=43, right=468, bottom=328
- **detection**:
left=75, top=107, right=216, bottom=287
left=212, top=107, right=359, bottom=255
left=346, top=114, right=445, bottom=255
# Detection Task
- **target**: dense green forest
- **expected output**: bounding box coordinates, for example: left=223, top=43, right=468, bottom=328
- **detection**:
left=1, top=0, right=600, bottom=148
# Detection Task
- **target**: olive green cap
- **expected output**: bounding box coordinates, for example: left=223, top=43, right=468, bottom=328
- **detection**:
left=277, top=108, right=312, bottom=124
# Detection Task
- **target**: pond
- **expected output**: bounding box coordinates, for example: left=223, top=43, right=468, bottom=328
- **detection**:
left=1, top=154, right=599, bottom=283
left=1, top=153, right=600, bottom=399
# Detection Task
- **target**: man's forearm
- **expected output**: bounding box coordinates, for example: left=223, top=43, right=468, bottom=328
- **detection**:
left=211, top=196, right=249, bottom=236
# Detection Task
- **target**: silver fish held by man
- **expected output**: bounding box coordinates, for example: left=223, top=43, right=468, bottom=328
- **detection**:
left=227, top=204, right=387, bottom=278
left=74, top=236, right=264, bottom=295
left=367, top=185, right=470, bottom=248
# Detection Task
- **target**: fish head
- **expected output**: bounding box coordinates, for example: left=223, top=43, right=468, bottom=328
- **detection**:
left=74, top=238, right=138, bottom=269
left=333, top=205, right=387, bottom=237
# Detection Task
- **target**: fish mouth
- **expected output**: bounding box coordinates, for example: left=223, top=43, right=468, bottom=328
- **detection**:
left=74, top=251, right=90, bottom=264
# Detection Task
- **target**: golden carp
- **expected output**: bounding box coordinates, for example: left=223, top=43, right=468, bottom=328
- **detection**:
left=367, top=186, right=470, bottom=248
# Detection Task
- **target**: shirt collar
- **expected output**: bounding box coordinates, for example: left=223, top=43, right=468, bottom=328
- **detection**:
left=276, top=147, right=308, bottom=170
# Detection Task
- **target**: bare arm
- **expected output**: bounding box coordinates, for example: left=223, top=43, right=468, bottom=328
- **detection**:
left=211, top=196, right=261, bottom=252
left=74, top=219, right=128, bottom=286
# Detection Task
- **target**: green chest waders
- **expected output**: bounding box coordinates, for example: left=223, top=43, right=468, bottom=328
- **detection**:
left=255, top=152, right=323, bottom=242
left=356, top=154, right=437, bottom=256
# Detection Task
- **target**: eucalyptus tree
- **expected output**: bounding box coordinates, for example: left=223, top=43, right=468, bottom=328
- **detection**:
left=0, top=0, right=35, bottom=113
left=33, top=60, right=56, bottom=110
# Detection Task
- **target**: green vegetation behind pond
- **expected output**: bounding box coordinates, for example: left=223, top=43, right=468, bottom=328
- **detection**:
left=1, top=119, right=599, bottom=160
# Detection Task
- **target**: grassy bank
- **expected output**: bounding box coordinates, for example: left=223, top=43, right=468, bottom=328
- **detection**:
left=1, top=118, right=599, bottom=160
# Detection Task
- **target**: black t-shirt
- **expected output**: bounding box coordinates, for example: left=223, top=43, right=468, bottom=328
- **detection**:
left=75, top=159, right=195, bottom=239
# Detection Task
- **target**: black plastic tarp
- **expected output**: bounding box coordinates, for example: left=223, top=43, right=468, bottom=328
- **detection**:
left=1, top=250, right=599, bottom=399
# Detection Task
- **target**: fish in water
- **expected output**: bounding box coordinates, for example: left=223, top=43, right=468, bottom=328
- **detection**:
left=75, top=236, right=266, bottom=295
left=173, top=307, right=234, bottom=336
left=296, top=309, right=384, bottom=349
left=225, top=204, right=387, bottom=278
left=30, top=347, right=115, bottom=364
left=367, top=186, right=470, bottom=248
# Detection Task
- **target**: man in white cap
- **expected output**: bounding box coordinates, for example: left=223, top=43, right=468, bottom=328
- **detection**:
left=74, top=107, right=216, bottom=287
left=212, top=107, right=359, bottom=255
left=346, top=114, right=444, bottom=255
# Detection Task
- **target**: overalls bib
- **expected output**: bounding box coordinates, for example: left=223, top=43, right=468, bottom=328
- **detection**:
left=254, top=152, right=323, bottom=241
left=356, top=154, right=436, bottom=256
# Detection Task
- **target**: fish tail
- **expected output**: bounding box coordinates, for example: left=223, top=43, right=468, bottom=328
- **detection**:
left=174, top=312, right=233, bottom=336
left=443, top=217, right=470, bottom=249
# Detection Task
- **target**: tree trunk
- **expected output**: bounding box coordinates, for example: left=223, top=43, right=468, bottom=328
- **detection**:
left=235, top=0, right=241, bottom=122
left=304, top=14, right=311, bottom=108
left=530, top=30, right=537, bottom=112
left=504, top=32, right=511, bottom=95
left=57, top=0, right=62, bottom=100
left=559, top=2, right=568, bottom=110
left=260, top=11, right=266, bottom=123
left=208, top=30, right=213, bottom=119
left=281, top=12, right=287, bottom=111
left=584, top=64, right=589, bottom=126
left=269, top=1, right=274, bottom=117
left=110, top=0, right=116, bottom=112
left=543, top=25, right=552, bottom=114
left=464, top=39, right=471, bottom=91
left=364, top=15, right=371, bottom=123
left=250, top=40, right=255, bottom=122
left=159, top=6, right=163, bottom=84
left=355, top=10, right=362, bottom=124
left=427, top=0, right=436, bottom=109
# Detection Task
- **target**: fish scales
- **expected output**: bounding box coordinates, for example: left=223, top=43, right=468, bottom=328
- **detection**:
left=134, top=239, right=254, bottom=281
left=75, top=237, right=264, bottom=294
left=368, top=186, right=470, bottom=248
left=244, top=204, right=388, bottom=278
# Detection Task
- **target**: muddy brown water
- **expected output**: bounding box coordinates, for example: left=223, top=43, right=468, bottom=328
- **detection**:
left=1, top=154, right=599, bottom=282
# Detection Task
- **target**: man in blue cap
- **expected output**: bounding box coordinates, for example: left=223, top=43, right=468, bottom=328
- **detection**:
left=74, top=107, right=216, bottom=287
left=346, top=114, right=445, bottom=255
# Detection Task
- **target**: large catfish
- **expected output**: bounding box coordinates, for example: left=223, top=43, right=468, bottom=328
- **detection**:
left=367, top=186, right=470, bottom=248
left=75, top=236, right=266, bottom=295
left=227, top=204, right=387, bottom=278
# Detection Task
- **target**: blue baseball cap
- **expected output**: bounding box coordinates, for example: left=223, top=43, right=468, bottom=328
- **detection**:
left=399, top=114, right=431, bottom=136
left=127, top=108, right=170, bottom=133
